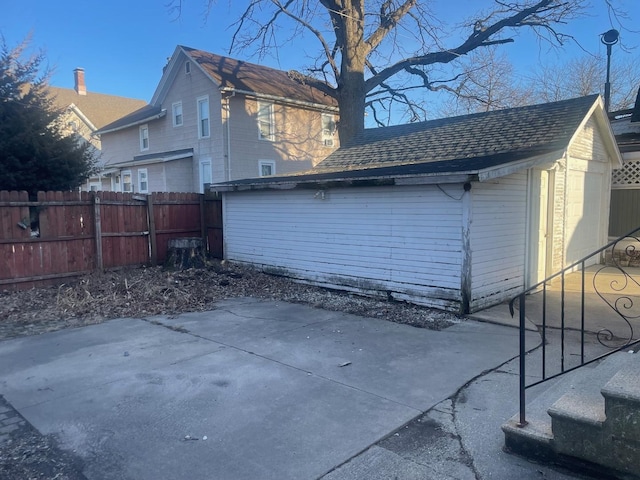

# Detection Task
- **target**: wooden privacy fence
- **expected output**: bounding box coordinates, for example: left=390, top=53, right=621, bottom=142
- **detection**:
left=0, top=190, right=223, bottom=290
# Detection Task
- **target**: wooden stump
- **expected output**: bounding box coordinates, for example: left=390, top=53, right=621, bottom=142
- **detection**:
left=165, top=237, right=206, bottom=270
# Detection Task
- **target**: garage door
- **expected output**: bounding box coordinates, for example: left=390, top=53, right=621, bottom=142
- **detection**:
left=565, top=166, right=605, bottom=265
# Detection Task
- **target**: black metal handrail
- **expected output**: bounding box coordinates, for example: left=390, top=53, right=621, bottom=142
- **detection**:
left=509, top=225, right=640, bottom=427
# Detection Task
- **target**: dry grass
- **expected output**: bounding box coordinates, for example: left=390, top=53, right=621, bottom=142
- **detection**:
left=0, top=261, right=460, bottom=340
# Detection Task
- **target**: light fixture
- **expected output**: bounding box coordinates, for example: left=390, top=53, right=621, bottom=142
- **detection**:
left=601, top=29, right=619, bottom=112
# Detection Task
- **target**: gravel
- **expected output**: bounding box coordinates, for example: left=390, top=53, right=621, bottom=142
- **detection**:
left=0, top=260, right=462, bottom=478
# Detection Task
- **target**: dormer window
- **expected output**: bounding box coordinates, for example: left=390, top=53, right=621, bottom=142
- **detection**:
left=185, top=61, right=191, bottom=74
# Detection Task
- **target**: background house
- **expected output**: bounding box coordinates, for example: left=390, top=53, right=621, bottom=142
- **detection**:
left=213, top=95, right=621, bottom=313
left=96, top=46, right=339, bottom=194
left=47, top=68, right=147, bottom=191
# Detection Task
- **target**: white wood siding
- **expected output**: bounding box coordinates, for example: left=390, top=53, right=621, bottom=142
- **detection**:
left=223, top=185, right=465, bottom=310
left=564, top=115, right=612, bottom=265
left=470, top=172, right=528, bottom=310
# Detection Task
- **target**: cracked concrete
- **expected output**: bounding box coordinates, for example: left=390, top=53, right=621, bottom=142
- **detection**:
left=323, top=346, right=587, bottom=480
left=0, top=297, right=549, bottom=480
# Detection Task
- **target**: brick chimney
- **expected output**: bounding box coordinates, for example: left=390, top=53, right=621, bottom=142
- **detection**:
left=74, top=68, right=86, bottom=95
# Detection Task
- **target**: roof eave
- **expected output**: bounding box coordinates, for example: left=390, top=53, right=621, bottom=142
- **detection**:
left=219, top=87, right=338, bottom=112
left=211, top=172, right=477, bottom=193
left=96, top=110, right=167, bottom=135
left=107, top=149, right=193, bottom=168
left=478, top=149, right=566, bottom=181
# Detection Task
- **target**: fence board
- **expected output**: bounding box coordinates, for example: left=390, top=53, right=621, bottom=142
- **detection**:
left=0, top=190, right=221, bottom=290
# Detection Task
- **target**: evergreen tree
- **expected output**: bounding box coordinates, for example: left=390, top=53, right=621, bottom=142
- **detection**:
left=0, top=38, right=96, bottom=196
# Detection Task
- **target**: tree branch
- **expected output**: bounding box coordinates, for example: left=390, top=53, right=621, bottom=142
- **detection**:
left=365, top=0, right=417, bottom=51
left=364, top=0, right=569, bottom=93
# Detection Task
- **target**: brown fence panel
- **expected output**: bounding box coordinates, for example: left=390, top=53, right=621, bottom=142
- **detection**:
left=152, top=192, right=203, bottom=263
left=98, top=192, right=149, bottom=268
left=0, top=190, right=222, bottom=291
left=1, top=191, right=95, bottom=290
left=204, top=195, right=223, bottom=259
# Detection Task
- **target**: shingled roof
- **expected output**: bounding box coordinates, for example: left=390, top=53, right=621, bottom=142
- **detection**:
left=315, top=94, right=600, bottom=173
left=182, top=46, right=337, bottom=108
left=213, top=95, right=613, bottom=191
left=48, top=86, right=146, bottom=130
left=98, top=46, right=337, bottom=135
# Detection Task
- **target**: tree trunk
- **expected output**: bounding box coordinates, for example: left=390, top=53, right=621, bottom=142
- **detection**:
left=336, top=0, right=367, bottom=144
left=337, top=70, right=366, bottom=144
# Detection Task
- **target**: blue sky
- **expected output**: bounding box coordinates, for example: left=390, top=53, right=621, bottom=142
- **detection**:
left=2, top=0, right=639, bottom=103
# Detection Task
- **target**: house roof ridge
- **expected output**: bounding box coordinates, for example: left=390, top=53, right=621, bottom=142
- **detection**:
left=359, top=94, right=601, bottom=137
left=47, top=85, right=146, bottom=103
left=180, top=45, right=337, bottom=108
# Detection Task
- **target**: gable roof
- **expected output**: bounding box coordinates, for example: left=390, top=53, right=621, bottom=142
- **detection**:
left=181, top=46, right=337, bottom=108
left=316, top=94, right=600, bottom=173
left=47, top=86, right=147, bottom=130
left=98, top=45, right=338, bottom=135
left=213, top=95, right=619, bottom=191
left=95, top=105, right=165, bottom=135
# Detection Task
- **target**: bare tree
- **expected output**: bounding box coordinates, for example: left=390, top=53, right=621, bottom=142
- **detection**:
left=435, top=47, right=536, bottom=116
left=173, top=1, right=593, bottom=142
left=528, top=54, right=640, bottom=111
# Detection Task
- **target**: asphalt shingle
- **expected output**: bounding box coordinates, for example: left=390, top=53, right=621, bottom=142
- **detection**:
left=316, top=95, right=600, bottom=173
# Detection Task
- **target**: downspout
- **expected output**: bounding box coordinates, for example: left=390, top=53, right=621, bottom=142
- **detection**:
left=223, top=91, right=235, bottom=181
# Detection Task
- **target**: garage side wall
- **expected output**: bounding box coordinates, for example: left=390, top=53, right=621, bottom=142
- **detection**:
left=470, top=171, right=528, bottom=311
left=564, top=115, right=612, bottom=266
left=223, top=185, right=465, bottom=311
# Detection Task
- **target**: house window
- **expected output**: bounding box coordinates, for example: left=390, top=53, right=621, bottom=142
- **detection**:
left=259, top=160, right=276, bottom=177
left=89, top=182, right=100, bottom=192
left=322, top=114, right=336, bottom=147
left=122, top=170, right=133, bottom=192
left=172, top=102, right=183, bottom=127
left=197, top=96, right=210, bottom=138
left=199, top=159, right=212, bottom=194
left=185, top=61, right=191, bottom=74
left=138, top=169, right=149, bottom=194
left=139, top=125, right=149, bottom=151
left=257, top=101, right=274, bottom=141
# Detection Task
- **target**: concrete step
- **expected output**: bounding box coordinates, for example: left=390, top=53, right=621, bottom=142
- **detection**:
left=502, top=359, right=603, bottom=460
left=503, top=351, right=640, bottom=478
left=602, top=353, right=640, bottom=443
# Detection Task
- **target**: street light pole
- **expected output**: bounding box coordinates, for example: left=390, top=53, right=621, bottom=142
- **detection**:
left=601, top=29, right=620, bottom=113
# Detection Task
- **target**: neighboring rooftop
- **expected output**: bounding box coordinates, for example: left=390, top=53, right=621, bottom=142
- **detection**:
left=47, top=68, right=146, bottom=130
left=182, top=46, right=337, bottom=108
left=610, top=87, right=640, bottom=154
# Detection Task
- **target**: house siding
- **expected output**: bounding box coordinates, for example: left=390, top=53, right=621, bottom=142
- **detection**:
left=165, top=159, right=194, bottom=192
left=99, top=50, right=337, bottom=192
left=226, top=96, right=334, bottom=181
left=470, top=172, right=528, bottom=310
left=223, top=185, right=464, bottom=311
left=564, top=115, right=612, bottom=265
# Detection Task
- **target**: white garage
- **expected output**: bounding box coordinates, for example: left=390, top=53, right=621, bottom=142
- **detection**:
left=213, top=95, right=621, bottom=313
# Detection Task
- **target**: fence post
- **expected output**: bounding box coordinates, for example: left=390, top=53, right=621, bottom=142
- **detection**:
left=200, top=194, right=207, bottom=252
left=148, top=194, right=157, bottom=267
left=94, top=194, right=103, bottom=270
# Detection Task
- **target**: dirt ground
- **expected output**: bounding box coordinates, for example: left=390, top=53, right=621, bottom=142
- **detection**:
left=0, top=260, right=460, bottom=479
